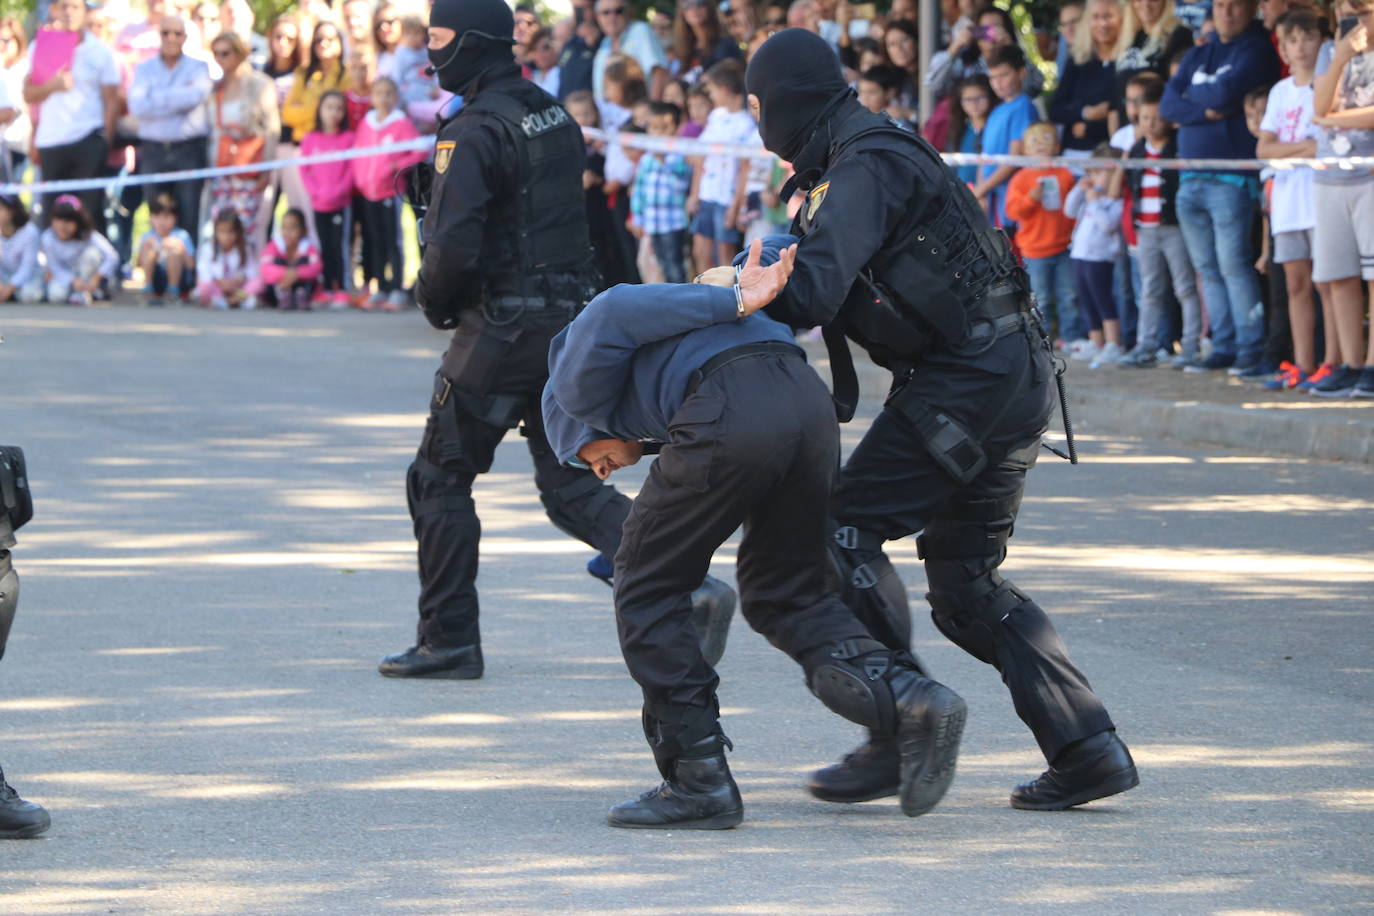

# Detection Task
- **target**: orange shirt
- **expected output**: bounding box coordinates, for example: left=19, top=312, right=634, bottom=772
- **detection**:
left=1004, top=167, right=1077, bottom=260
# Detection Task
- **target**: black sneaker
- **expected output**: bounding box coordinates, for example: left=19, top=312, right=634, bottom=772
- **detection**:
left=1311, top=364, right=1362, bottom=398
left=1353, top=367, right=1374, bottom=399
left=1199, top=351, right=1236, bottom=371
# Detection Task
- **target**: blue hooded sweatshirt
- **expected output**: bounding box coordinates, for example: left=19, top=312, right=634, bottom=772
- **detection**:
left=542, top=237, right=800, bottom=467
left=1160, top=21, right=1280, bottom=168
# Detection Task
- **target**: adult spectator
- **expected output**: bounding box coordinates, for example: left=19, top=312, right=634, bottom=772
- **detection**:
left=205, top=31, right=279, bottom=255
left=222, top=0, right=269, bottom=71
left=1161, top=0, right=1280, bottom=373
left=1051, top=0, right=1124, bottom=157
left=282, top=20, right=348, bottom=242
left=514, top=4, right=542, bottom=65
left=190, top=3, right=222, bottom=65
left=128, top=15, right=212, bottom=245
left=373, top=3, right=403, bottom=81
left=117, top=0, right=204, bottom=69
left=594, top=0, right=670, bottom=100
left=883, top=19, right=922, bottom=121
left=673, top=0, right=743, bottom=84
left=925, top=6, right=1045, bottom=102
left=341, top=0, right=375, bottom=59
left=558, top=0, right=602, bottom=100
left=528, top=28, right=562, bottom=97
left=788, top=0, right=823, bottom=33
left=1115, top=0, right=1195, bottom=97
left=23, top=0, right=120, bottom=230
left=1056, top=0, right=1085, bottom=74
left=0, top=18, right=30, bottom=181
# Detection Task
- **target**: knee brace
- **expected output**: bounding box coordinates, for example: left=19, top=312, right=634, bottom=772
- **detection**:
left=804, top=639, right=921, bottom=734
left=828, top=524, right=913, bottom=651
left=0, top=553, right=17, bottom=662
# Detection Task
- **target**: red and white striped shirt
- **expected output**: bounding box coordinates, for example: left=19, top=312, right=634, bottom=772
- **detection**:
left=1136, top=143, right=1164, bottom=227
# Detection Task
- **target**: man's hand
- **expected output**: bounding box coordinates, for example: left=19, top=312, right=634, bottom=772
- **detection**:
left=735, top=238, right=797, bottom=316
left=1204, top=108, right=1226, bottom=121
left=695, top=265, right=735, bottom=286
left=1071, top=121, right=1088, bottom=139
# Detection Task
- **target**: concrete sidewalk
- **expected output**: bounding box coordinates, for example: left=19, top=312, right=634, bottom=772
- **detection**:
left=800, top=338, right=1374, bottom=465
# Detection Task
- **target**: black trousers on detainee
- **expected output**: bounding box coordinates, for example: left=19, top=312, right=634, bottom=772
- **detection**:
left=614, top=347, right=869, bottom=713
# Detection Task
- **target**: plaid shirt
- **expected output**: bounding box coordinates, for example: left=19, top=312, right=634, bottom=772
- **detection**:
left=630, top=152, right=692, bottom=236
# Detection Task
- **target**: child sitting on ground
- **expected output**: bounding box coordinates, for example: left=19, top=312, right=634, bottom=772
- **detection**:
left=259, top=209, right=323, bottom=311
left=195, top=210, right=259, bottom=310
left=0, top=194, right=43, bottom=304
left=40, top=195, right=118, bottom=306
left=136, top=193, right=196, bottom=306
left=1064, top=144, right=1124, bottom=368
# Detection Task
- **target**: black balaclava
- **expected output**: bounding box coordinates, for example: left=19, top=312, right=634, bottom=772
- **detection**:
left=428, top=0, right=518, bottom=95
left=745, top=28, right=852, bottom=163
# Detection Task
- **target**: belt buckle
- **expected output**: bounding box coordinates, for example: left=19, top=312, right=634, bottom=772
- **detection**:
left=434, top=377, right=452, bottom=407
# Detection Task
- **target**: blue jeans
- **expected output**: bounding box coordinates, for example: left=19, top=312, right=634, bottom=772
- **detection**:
left=650, top=229, right=688, bottom=284
left=1024, top=251, right=1085, bottom=342
left=1176, top=178, right=1264, bottom=365
left=1113, top=248, right=1141, bottom=350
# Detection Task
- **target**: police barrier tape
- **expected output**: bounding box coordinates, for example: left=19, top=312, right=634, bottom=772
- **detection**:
left=2, top=129, right=1371, bottom=197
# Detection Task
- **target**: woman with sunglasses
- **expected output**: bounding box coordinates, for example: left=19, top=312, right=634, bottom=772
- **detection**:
left=205, top=31, right=279, bottom=256
left=593, top=0, right=670, bottom=100
left=0, top=17, right=29, bottom=182
left=672, top=0, right=742, bottom=84
left=281, top=21, right=348, bottom=243
left=372, top=2, right=404, bottom=82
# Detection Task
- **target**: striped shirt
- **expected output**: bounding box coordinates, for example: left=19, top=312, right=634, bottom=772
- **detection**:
left=1136, top=143, right=1164, bottom=228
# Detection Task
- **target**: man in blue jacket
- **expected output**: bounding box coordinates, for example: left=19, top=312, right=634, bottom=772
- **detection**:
left=543, top=238, right=968, bottom=830
left=1161, top=0, right=1280, bottom=375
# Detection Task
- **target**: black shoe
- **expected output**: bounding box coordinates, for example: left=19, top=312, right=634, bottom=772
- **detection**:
left=377, top=643, right=483, bottom=679
left=1010, top=730, right=1139, bottom=810
left=806, top=732, right=901, bottom=803
left=891, top=673, right=967, bottom=817
left=1312, top=364, right=1362, bottom=398
left=0, top=768, right=51, bottom=839
left=608, top=737, right=744, bottom=830
left=690, top=576, right=736, bottom=668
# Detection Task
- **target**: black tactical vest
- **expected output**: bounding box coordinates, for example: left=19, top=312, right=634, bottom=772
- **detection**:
left=795, top=104, right=1024, bottom=361
left=461, top=83, right=596, bottom=303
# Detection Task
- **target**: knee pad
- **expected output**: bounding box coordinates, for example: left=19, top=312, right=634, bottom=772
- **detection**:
left=406, top=458, right=475, bottom=520
left=925, top=559, right=1031, bottom=669
left=0, top=555, right=17, bottom=662
left=805, top=639, right=916, bottom=733
left=828, top=525, right=913, bottom=651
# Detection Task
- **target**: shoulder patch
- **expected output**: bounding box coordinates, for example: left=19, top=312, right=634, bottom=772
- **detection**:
left=435, top=141, right=455, bottom=174
left=806, top=182, right=830, bottom=221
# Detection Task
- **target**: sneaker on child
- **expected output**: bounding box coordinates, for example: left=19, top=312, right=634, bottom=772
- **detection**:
left=1089, top=341, right=1123, bottom=368
left=1311, top=364, right=1362, bottom=397
left=1352, top=367, right=1374, bottom=399
left=1296, top=363, right=1335, bottom=390
left=1199, top=351, right=1236, bottom=371
left=1263, top=362, right=1305, bottom=390
left=1118, top=346, right=1158, bottom=368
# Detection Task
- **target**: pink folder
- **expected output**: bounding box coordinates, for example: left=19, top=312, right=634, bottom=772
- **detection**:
left=30, top=28, right=81, bottom=86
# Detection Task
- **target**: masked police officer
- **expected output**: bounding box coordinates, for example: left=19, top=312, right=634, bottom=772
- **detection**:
left=543, top=239, right=967, bottom=829
left=1, top=445, right=50, bottom=838
left=380, top=0, right=734, bottom=679
left=744, top=30, right=1138, bottom=811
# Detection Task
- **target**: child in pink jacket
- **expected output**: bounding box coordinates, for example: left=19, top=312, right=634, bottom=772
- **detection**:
left=299, top=91, right=357, bottom=307
left=351, top=77, right=427, bottom=310
left=258, top=209, right=324, bottom=311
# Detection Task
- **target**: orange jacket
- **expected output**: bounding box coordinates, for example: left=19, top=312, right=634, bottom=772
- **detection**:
left=1005, top=167, right=1076, bottom=260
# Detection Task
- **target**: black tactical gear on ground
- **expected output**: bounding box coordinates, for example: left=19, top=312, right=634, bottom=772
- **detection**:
left=747, top=29, right=1132, bottom=809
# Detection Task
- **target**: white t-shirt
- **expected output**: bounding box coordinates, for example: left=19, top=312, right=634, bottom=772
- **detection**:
left=698, top=107, right=758, bottom=205
left=1260, top=77, right=1317, bottom=233
left=1110, top=124, right=1135, bottom=153
left=32, top=33, right=121, bottom=149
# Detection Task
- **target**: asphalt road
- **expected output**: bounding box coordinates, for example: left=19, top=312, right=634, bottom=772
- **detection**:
left=1, top=305, right=1371, bottom=915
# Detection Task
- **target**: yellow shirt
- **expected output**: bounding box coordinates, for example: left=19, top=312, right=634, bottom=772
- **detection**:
left=280, top=64, right=346, bottom=141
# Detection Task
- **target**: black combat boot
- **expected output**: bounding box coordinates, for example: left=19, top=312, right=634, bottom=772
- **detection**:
left=1010, top=729, right=1138, bottom=810
left=608, top=735, right=744, bottom=830
left=377, top=643, right=483, bottom=679
left=806, top=730, right=901, bottom=803
left=0, top=767, right=50, bottom=839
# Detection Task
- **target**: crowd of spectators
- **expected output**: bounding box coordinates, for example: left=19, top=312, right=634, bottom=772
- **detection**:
left=0, top=0, right=1370, bottom=396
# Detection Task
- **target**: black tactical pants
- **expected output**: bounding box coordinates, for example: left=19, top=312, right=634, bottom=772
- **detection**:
left=408, top=310, right=630, bottom=649
left=833, top=325, right=1115, bottom=763
left=615, top=348, right=868, bottom=719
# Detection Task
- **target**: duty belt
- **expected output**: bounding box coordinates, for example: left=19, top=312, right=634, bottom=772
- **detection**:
left=686, top=340, right=804, bottom=396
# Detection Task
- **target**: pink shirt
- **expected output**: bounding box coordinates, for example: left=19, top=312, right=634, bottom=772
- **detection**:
left=351, top=109, right=426, bottom=202
left=299, top=129, right=357, bottom=213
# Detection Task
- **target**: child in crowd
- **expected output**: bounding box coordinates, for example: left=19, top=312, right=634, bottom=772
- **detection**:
left=1109, top=74, right=1165, bottom=358
left=1005, top=122, right=1084, bottom=349
left=662, top=79, right=688, bottom=115
left=352, top=76, right=427, bottom=310
left=345, top=47, right=374, bottom=129
left=972, top=45, right=1038, bottom=228
left=195, top=211, right=259, bottom=310
left=0, top=195, right=43, bottom=304
left=301, top=90, right=358, bottom=307
left=1257, top=9, right=1331, bottom=389
left=1111, top=73, right=1163, bottom=153
left=566, top=91, right=628, bottom=288
left=629, top=102, right=694, bottom=284
left=948, top=75, right=998, bottom=187
left=1125, top=90, right=1203, bottom=368
left=136, top=194, right=196, bottom=306
left=631, top=98, right=654, bottom=130
left=1064, top=144, right=1124, bottom=367
left=259, top=209, right=323, bottom=311
left=858, top=67, right=915, bottom=130
left=689, top=60, right=756, bottom=273
left=41, top=196, right=118, bottom=306
left=600, top=56, right=648, bottom=284
left=681, top=86, right=711, bottom=138
left=395, top=16, right=447, bottom=129
left=1243, top=86, right=1290, bottom=378
left=1309, top=0, right=1374, bottom=397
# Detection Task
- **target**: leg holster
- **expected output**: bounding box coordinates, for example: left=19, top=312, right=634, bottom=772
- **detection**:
left=804, top=639, right=922, bottom=736
left=885, top=389, right=988, bottom=485
left=828, top=522, right=914, bottom=652
left=0, top=551, right=15, bottom=662
left=642, top=698, right=732, bottom=780
left=406, top=456, right=476, bottom=520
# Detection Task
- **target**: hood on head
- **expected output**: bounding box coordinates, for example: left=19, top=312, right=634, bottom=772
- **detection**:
left=427, top=0, right=518, bottom=95
left=745, top=28, right=850, bottom=162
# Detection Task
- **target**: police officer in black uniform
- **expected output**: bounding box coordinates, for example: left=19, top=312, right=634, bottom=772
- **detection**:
left=744, top=30, right=1138, bottom=811
left=380, top=0, right=733, bottom=679
left=1, top=445, right=50, bottom=838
